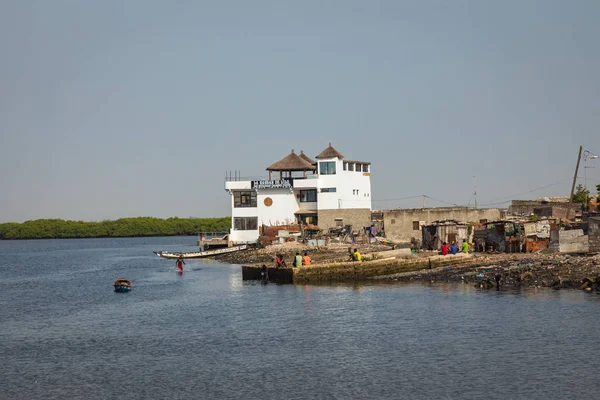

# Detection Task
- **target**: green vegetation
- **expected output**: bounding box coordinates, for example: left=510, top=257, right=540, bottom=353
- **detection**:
left=572, top=184, right=590, bottom=206
left=528, top=214, right=539, bottom=222
left=0, top=217, right=230, bottom=240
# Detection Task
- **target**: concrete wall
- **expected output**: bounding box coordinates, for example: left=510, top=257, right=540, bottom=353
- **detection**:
left=550, top=229, right=589, bottom=253
left=294, top=254, right=471, bottom=283
left=589, top=217, right=600, bottom=253
left=242, top=254, right=473, bottom=283
left=382, top=208, right=504, bottom=242
left=318, top=208, right=372, bottom=231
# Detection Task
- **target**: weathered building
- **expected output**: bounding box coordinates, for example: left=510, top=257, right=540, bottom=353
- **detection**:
left=587, top=217, right=600, bottom=253
left=508, top=200, right=581, bottom=220
left=381, top=207, right=504, bottom=243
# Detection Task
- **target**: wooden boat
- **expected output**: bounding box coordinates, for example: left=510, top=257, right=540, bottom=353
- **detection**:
left=153, top=244, right=249, bottom=259
left=114, top=278, right=132, bottom=293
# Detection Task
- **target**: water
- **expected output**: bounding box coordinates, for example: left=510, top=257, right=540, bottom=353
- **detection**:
left=1, top=237, right=599, bottom=399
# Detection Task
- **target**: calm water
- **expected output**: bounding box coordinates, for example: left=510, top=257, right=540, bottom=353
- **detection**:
left=1, top=237, right=599, bottom=399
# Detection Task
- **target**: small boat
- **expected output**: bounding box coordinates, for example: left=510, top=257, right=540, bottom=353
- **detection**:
left=153, top=244, right=249, bottom=259
left=113, top=278, right=132, bottom=293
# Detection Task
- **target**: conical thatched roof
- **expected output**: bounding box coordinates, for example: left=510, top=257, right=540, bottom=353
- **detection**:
left=315, top=143, right=344, bottom=159
left=299, top=150, right=316, bottom=165
left=266, top=150, right=315, bottom=171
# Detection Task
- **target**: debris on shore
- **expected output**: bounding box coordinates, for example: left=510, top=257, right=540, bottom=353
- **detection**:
left=378, top=252, right=600, bottom=291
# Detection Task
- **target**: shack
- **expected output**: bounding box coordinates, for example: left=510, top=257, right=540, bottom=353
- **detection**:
left=473, top=221, right=524, bottom=253
left=422, top=219, right=468, bottom=250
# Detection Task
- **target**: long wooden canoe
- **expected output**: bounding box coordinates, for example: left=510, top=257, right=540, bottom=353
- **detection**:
left=153, top=244, right=249, bottom=259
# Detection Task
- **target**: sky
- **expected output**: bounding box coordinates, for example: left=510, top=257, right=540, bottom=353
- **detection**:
left=1, top=0, right=599, bottom=222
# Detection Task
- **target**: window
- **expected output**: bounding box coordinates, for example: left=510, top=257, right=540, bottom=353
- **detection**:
left=319, top=161, right=336, bottom=175
left=413, top=221, right=420, bottom=231
left=335, top=218, right=344, bottom=227
left=364, top=164, right=369, bottom=172
left=347, top=163, right=354, bottom=172
left=234, top=217, right=258, bottom=230
left=300, top=189, right=317, bottom=202
left=352, top=189, right=359, bottom=196
left=234, top=191, right=257, bottom=208
left=356, top=164, right=362, bottom=172
left=321, top=188, right=336, bottom=193
left=343, top=162, right=348, bottom=171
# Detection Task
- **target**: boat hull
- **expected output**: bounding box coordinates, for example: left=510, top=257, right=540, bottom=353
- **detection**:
left=114, top=285, right=132, bottom=293
left=153, top=244, right=249, bottom=259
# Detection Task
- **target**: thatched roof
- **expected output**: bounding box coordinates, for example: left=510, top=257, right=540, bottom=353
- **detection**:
left=315, top=143, right=344, bottom=159
left=266, top=150, right=315, bottom=171
left=299, top=150, right=316, bottom=165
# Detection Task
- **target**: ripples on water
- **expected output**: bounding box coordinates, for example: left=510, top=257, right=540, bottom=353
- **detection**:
left=1, top=237, right=599, bottom=399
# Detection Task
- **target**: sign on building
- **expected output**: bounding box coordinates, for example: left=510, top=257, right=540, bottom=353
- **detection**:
left=251, top=179, right=293, bottom=189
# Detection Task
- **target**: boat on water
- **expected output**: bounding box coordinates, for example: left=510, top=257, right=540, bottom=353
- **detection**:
left=153, top=244, right=249, bottom=259
left=114, top=278, right=132, bottom=293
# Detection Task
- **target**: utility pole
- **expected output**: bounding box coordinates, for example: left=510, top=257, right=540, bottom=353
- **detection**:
left=422, top=195, right=426, bottom=209
left=473, top=176, right=478, bottom=209
left=570, top=145, right=583, bottom=202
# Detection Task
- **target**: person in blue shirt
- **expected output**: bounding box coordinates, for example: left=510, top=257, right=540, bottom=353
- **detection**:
left=449, top=241, right=459, bottom=255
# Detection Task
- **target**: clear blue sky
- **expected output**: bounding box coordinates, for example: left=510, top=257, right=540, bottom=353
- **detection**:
left=1, top=0, right=599, bottom=222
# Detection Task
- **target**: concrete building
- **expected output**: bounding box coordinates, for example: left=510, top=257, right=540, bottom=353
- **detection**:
left=224, top=144, right=372, bottom=244
left=380, top=207, right=504, bottom=243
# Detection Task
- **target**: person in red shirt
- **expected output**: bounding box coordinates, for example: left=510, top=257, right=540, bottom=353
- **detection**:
left=441, top=242, right=449, bottom=256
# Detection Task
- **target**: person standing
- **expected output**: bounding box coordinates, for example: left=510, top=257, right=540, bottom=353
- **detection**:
left=302, top=252, right=311, bottom=266
left=176, top=256, right=185, bottom=271
left=462, top=240, right=469, bottom=254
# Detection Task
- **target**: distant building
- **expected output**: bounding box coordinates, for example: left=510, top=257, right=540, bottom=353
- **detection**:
left=224, top=144, right=372, bottom=245
left=508, top=199, right=581, bottom=220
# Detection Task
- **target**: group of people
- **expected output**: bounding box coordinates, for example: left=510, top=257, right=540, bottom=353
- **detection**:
left=440, top=240, right=469, bottom=256
left=275, top=252, right=311, bottom=268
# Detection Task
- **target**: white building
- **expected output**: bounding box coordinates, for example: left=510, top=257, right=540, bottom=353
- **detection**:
left=224, top=143, right=372, bottom=245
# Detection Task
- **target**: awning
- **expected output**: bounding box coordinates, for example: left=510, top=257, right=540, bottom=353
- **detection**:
left=294, top=209, right=317, bottom=215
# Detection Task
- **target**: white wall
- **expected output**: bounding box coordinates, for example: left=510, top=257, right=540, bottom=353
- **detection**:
left=315, top=158, right=372, bottom=211
left=230, top=229, right=259, bottom=243
left=256, top=188, right=299, bottom=226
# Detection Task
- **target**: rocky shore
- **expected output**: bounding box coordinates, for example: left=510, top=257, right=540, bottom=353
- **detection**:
left=377, top=253, right=600, bottom=291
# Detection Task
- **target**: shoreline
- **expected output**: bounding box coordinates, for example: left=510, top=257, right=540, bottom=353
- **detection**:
left=224, top=243, right=600, bottom=291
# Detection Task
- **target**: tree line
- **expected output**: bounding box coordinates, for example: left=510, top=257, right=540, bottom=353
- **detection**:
left=0, top=217, right=231, bottom=240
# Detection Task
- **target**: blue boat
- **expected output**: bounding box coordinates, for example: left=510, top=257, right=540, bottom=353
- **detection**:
left=113, top=278, right=132, bottom=293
